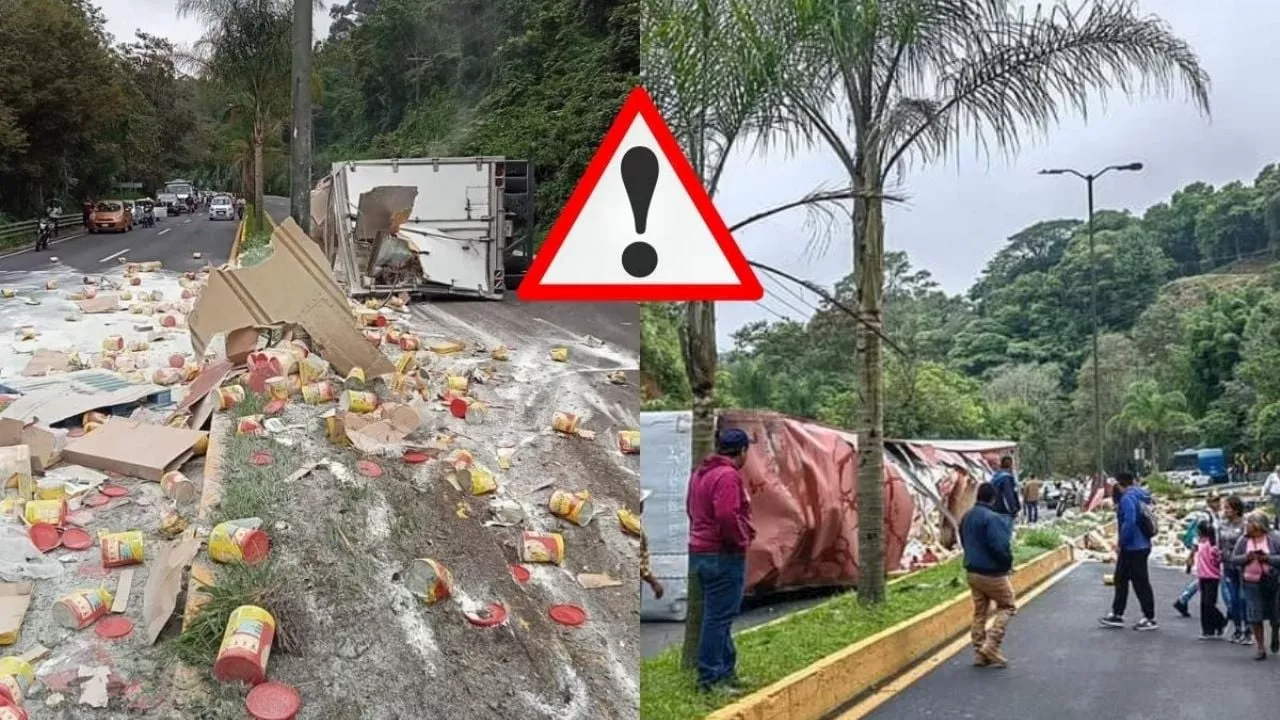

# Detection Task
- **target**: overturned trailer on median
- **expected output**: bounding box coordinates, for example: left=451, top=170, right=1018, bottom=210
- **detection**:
left=640, top=408, right=1017, bottom=621
left=309, top=156, right=536, bottom=299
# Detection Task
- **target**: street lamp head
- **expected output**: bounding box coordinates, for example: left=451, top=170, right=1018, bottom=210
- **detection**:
left=1038, top=168, right=1067, bottom=175
left=1117, top=162, right=1144, bottom=172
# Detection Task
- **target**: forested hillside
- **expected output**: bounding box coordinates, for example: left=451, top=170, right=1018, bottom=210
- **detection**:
left=643, top=163, right=1280, bottom=475
left=0, top=0, right=638, bottom=245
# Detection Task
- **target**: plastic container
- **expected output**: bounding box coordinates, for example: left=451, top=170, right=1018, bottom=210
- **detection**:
left=100, top=530, right=144, bottom=568
left=161, top=471, right=198, bottom=503
left=209, top=519, right=270, bottom=565
left=549, top=490, right=594, bottom=526
left=214, top=605, right=276, bottom=685
left=519, top=531, right=565, bottom=565
left=0, top=656, right=34, bottom=707
left=51, top=587, right=113, bottom=630
left=404, top=559, right=454, bottom=604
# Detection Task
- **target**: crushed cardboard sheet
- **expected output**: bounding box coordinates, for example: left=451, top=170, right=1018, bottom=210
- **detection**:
left=0, top=581, right=33, bottom=644
left=61, top=417, right=206, bottom=482
left=187, top=218, right=395, bottom=376
left=143, top=532, right=202, bottom=644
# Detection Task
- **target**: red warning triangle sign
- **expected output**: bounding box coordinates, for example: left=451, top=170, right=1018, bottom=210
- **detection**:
left=517, top=86, right=763, bottom=302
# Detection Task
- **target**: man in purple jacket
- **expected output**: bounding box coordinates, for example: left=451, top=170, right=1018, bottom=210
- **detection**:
left=687, top=428, right=755, bottom=692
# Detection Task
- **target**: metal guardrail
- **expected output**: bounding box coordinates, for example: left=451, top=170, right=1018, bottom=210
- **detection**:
left=0, top=213, right=83, bottom=245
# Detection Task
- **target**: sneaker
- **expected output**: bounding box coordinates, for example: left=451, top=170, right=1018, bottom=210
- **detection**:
left=978, top=646, right=1008, bottom=668
left=1199, top=633, right=1220, bottom=641
left=1099, top=614, right=1125, bottom=628
left=1134, top=618, right=1159, bottom=631
left=1172, top=600, right=1190, bottom=618
left=973, top=651, right=990, bottom=667
left=1270, top=633, right=1279, bottom=654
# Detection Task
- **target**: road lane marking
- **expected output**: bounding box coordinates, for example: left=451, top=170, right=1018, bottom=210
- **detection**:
left=183, top=219, right=192, bottom=224
left=158, top=228, right=171, bottom=236
left=99, top=248, right=130, bottom=263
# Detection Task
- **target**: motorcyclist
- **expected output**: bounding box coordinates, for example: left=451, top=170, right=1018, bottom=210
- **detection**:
left=45, top=201, right=60, bottom=239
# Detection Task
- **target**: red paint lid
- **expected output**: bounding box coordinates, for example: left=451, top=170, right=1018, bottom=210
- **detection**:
left=449, top=397, right=468, bottom=419
left=356, top=460, right=383, bottom=478
left=238, top=529, right=271, bottom=565
left=373, top=315, right=388, bottom=327
left=246, top=682, right=301, bottom=720
left=402, top=450, right=429, bottom=464
left=213, top=654, right=266, bottom=685
left=250, top=450, right=274, bottom=466
left=549, top=604, right=587, bottom=627
left=509, top=564, right=531, bottom=583
left=100, top=484, right=129, bottom=497
left=465, top=602, right=508, bottom=628
left=28, top=523, right=60, bottom=552
left=61, top=527, right=94, bottom=550
left=84, top=493, right=111, bottom=507
left=95, top=615, right=134, bottom=639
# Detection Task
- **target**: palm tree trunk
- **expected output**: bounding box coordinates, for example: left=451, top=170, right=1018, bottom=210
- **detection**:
left=252, top=115, right=266, bottom=233
left=856, top=163, right=887, bottom=605
left=680, top=299, right=717, bottom=669
left=1150, top=436, right=1159, bottom=473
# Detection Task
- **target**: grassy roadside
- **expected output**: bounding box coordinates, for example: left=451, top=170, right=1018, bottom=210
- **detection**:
left=640, top=532, right=1075, bottom=720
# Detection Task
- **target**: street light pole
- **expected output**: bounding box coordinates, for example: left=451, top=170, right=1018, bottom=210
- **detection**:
left=1039, top=162, right=1143, bottom=486
left=290, top=0, right=313, bottom=235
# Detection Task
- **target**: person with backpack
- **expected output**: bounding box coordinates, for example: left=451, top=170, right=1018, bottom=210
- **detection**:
left=1172, top=494, right=1221, bottom=618
left=1229, top=512, right=1280, bottom=660
left=1100, top=472, right=1159, bottom=631
left=990, top=457, right=1020, bottom=521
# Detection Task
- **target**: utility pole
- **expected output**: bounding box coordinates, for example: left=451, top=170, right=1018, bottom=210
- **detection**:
left=289, top=0, right=313, bottom=234
left=1039, top=162, right=1143, bottom=486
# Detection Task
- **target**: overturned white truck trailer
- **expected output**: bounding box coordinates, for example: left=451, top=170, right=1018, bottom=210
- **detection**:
left=311, top=156, right=535, bottom=299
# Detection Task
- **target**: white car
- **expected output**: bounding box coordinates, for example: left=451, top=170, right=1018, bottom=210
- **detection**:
left=208, top=195, right=235, bottom=221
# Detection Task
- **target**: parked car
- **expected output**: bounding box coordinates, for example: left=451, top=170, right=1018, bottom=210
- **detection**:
left=87, top=200, right=132, bottom=233
left=208, top=194, right=235, bottom=221
left=157, top=193, right=182, bottom=216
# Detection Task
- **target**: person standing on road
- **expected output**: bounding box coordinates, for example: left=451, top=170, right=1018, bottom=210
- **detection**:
left=1218, top=496, right=1249, bottom=644
left=1186, top=519, right=1228, bottom=639
left=1173, top=494, right=1221, bottom=618
left=1022, top=475, right=1043, bottom=524
left=81, top=199, right=91, bottom=229
left=1229, top=512, right=1280, bottom=660
left=990, top=457, right=1021, bottom=521
left=960, top=482, right=1016, bottom=668
left=687, top=428, right=755, bottom=693
left=1261, top=466, right=1280, bottom=517
left=1100, top=472, right=1159, bottom=631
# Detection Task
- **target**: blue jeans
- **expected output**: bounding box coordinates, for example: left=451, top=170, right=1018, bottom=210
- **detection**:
left=1179, top=576, right=1199, bottom=605
left=1025, top=502, right=1039, bottom=524
left=692, top=553, right=747, bottom=687
left=1222, top=571, right=1245, bottom=627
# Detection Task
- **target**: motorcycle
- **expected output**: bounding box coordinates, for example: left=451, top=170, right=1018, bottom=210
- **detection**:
left=34, top=218, right=54, bottom=251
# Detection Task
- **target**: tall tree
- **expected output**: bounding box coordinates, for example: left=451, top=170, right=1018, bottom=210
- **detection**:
left=1109, top=378, right=1195, bottom=471
left=740, top=0, right=1209, bottom=603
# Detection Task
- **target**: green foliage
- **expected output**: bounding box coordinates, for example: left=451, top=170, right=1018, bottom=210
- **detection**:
left=1144, top=473, right=1187, bottom=500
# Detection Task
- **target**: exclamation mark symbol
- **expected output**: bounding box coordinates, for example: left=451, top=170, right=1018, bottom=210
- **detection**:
left=621, top=147, right=659, bottom=278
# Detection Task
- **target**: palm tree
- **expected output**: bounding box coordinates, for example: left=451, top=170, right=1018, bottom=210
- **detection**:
left=733, top=0, right=1209, bottom=603
left=1110, top=378, right=1195, bottom=472
left=178, top=0, right=293, bottom=231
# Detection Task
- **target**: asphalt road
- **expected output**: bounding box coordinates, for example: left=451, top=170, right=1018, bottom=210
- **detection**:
left=0, top=208, right=237, bottom=273
left=262, top=195, right=640, bottom=351
left=865, top=561, right=1280, bottom=720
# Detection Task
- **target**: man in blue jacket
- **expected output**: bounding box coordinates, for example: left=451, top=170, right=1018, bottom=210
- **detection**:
left=989, top=456, right=1021, bottom=520
left=961, top=482, right=1016, bottom=668
left=1100, top=471, right=1158, bottom=630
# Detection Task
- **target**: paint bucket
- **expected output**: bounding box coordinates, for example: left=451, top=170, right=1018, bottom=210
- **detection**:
left=0, top=657, right=34, bottom=707
left=550, top=347, right=568, bottom=362
left=520, top=531, right=565, bottom=565
left=551, top=411, right=580, bottom=435
left=549, top=490, right=594, bottom=526
left=51, top=587, right=113, bottom=630
left=159, top=506, right=187, bottom=536
left=209, top=518, right=270, bottom=565
left=22, top=499, right=66, bottom=526
left=44, top=280, right=56, bottom=290
left=100, top=530, right=144, bottom=568
left=161, top=471, right=197, bottom=503
left=343, top=367, right=366, bottom=391
left=301, top=382, right=335, bottom=405
left=298, top=355, right=329, bottom=383
left=0, top=290, right=12, bottom=299
left=213, top=605, right=276, bottom=685
left=265, top=376, right=290, bottom=401
left=217, top=385, right=246, bottom=411
left=383, top=329, right=402, bottom=346
left=339, top=390, right=378, bottom=414
left=0, top=705, right=28, bottom=720
left=404, top=558, right=454, bottom=604
left=320, top=410, right=347, bottom=445
left=618, top=430, right=640, bottom=454
left=236, top=416, right=264, bottom=435
left=490, top=345, right=509, bottom=361
left=102, top=335, right=123, bottom=352
left=128, top=340, right=149, bottom=352
left=399, top=335, right=420, bottom=352
left=446, top=375, right=468, bottom=393
left=35, top=479, right=65, bottom=501
left=363, top=330, right=382, bottom=345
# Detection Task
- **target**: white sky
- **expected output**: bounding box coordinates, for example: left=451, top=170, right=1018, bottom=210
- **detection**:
left=713, top=0, right=1275, bottom=347
left=96, top=0, right=333, bottom=50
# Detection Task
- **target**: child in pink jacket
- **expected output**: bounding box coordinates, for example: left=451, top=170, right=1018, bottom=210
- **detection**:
left=1187, top=520, right=1228, bottom=639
